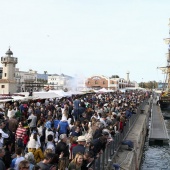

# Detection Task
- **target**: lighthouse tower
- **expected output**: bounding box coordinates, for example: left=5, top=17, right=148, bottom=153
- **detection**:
left=126, top=71, right=130, bottom=82
left=0, top=48, right=18, bottom=94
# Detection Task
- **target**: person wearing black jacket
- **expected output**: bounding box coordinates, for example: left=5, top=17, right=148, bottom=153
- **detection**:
left=0, top=148, right=5, bottom=170
left=92, top=133, right=109, bottom=157
left=56, top=134, right=69, bottom=170
left=72, top=136, right=86, bottom=158
left=81, top=151, right=94, bottom=170
left=3, top=140, right=12, bottom=169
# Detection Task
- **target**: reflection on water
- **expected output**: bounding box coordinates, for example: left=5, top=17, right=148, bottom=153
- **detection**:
left=140, top=110, right=170, bottom=170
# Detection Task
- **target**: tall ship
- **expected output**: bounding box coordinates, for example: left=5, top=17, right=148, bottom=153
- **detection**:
left=158, top=19, right=170, bottom=109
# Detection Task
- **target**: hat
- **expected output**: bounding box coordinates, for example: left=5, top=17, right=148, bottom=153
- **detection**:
left=77, top=136, right=86, bottom=142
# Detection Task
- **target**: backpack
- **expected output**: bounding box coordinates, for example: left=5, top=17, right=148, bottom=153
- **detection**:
left=17, top=138, right=23, bottom=147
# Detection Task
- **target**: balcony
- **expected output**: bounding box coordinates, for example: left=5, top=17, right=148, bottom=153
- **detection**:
left=1, top=57, right=18, bottom=64
left=24, top=78, right=36, bottom=82
left=15, top=75, right=21, bottom=79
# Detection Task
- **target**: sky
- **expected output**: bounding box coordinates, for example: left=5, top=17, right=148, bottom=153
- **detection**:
left=0, top=0, right=170, bottom=83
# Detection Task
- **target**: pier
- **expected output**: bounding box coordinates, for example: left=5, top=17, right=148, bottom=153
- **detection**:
left=149, top=100, right=169, bottom=145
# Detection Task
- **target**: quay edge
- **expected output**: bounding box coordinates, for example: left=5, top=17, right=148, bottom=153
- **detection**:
left=112, top=99, right=151, bottom=170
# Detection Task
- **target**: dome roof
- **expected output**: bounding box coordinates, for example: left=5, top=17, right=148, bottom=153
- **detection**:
left=5, top=48, right=13, bottom=55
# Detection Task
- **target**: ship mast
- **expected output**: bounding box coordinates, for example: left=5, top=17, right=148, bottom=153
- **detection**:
left=163, top=18, right=170, bottom=91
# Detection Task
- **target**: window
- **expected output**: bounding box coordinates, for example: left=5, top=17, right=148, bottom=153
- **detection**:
left=88, top=81, right=90, bottom=84
left=95, top=80, right=98, bottom=84
left=103, top=81, right=105, bottom=84
left=4, top=73, right=6, bottom=77
left=1, top=85, right=5, bottom=88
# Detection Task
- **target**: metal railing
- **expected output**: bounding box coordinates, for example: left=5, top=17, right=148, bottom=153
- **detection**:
left=91, top=100, right=148, bottom=170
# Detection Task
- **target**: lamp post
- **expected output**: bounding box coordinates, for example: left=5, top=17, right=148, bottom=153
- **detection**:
left=44, top=71, right=48, bottom=91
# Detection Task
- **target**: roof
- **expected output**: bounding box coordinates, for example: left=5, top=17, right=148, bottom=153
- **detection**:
left=5, top=48, right=13, bottom=55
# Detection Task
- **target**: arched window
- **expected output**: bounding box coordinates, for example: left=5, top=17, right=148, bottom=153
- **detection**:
left=95, top=80, right=98, bottom=84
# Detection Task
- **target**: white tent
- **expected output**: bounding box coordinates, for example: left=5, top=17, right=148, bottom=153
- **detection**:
left=48, top=90, right=71, bottom=97
left=33, top=92, right=60, bottom=99
left=107, top=89, right=115, bottom=92
left=97, top=88, right=108, bottom=93
left=68, top=90, right=84, bottom=95
left=12, top=95, right=28, bottom=101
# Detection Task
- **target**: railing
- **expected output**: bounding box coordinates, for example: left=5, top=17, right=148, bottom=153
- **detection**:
left=91, top=100, right=148, bottom=170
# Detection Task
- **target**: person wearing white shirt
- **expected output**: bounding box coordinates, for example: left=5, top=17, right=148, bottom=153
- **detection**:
left=99, top=114, right=108, bottom=128
left=7, top=106, right=15, bottom=119
left=0, top=120, right=9, bottom=145
left=46, top=134, right=55, bottom=153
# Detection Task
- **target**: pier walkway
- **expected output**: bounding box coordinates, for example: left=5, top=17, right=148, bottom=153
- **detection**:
left=149, top=100, right=169, bottom=144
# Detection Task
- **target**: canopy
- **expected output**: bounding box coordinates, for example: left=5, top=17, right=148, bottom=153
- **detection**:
left=48, top=90, right=72, bottom=97
left=97, top=88, right=108, bottom=93
left=33, top=92, right=60, bottom=99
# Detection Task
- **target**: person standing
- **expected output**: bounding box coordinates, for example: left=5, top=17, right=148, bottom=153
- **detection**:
left=72, top=136, right=86, bottom=158
left=11, top=147, right=25, bottom=170
left=37, top=152, right=55, bottom=170
left=15, top=122, right=27, bottom=148
left=0, top=147, right=6, bottom=170
left=0, top=120, right=9, bottom=146
left=57, top=117, right=69, bottom=135
left=68, top=152, right=84, bottom=170
left=8, top=115, right=18, bottom=133
left=56, top=134, right=69, bottom=170
left=28, top=112, right=37, bottom=132
left=73, top=96, right=81, bottom=121
left=18, top=160, right=30, bottom=170
left=46, top=135, right=55, bottom=153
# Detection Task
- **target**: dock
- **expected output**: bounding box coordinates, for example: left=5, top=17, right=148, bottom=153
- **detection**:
left=149, top=100, right=169, bottom=145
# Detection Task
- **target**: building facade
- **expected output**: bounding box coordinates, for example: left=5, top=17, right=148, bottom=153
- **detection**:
left=15, top=69, right=38, bottom=92
left=85, top=75, right=135, bottom=90
left=47, top=73, right=73, bottom=90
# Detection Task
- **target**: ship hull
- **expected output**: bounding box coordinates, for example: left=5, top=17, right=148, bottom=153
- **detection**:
left=159, top=97, right=170, bottom=109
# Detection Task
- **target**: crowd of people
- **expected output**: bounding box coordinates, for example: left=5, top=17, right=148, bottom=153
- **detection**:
left=0, top=90, right=149, bottom=170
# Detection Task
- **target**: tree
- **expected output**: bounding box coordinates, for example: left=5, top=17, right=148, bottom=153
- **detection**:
left=138, top=81, right=158, bottom=89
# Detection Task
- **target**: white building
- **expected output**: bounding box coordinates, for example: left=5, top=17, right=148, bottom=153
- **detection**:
left=0, top=48, right=18, bottom=94
left=47, top=74, right=73, bottom=90
left=15, top=69, right=38, bottom=92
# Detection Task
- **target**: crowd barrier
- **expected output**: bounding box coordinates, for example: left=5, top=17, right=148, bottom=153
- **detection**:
left=91, top=100, right=148, bottom=170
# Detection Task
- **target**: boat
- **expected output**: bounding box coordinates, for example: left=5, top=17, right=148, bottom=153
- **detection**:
left=162, top=111, right=170, bottom=119
left=158, top=19, right=170, bottom=109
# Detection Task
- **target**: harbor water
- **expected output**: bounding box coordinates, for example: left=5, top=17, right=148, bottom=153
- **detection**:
left=140, top=110, right=170, bottom=170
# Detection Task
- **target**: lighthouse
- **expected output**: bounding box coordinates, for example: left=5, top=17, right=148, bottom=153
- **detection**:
left=0, top=48, right=18, bottom=94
